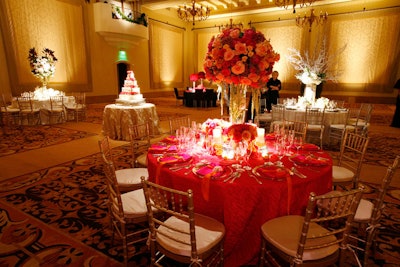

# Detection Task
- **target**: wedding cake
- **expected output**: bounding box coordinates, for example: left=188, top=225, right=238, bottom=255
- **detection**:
left=116, top=70, right=145, bottom=105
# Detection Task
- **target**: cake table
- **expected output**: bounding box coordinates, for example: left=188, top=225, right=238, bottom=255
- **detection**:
left=102, top=103, right=161, bottom=141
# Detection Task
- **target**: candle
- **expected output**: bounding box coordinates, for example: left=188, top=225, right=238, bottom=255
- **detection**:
left=257, top=128, right=265, bottom=138
left=212, top=128, right=222, bottom=144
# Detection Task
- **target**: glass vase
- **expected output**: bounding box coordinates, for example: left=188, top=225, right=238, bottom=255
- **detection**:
left=303, top=83, right=317, bottom=104
left=229, top=84, right=247, bottom=124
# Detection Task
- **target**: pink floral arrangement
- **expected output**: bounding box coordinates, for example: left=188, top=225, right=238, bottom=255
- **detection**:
left=203, top=27, right=280, bottom=89
left=227, top=123, right=258, bottom=142
left=201, top=118, right=230, bottom=136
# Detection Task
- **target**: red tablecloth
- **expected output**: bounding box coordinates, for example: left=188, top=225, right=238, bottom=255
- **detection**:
left=147, top=141, right=332, bottom=267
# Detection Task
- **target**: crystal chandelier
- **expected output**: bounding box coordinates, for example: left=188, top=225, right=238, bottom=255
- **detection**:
left=296, top=9, right=328, bottom=32
left=275, top=0, right=316, bottom=13
left=177, top=0, right=211, bottom=26
left=218, top=18, right=243, bottom=31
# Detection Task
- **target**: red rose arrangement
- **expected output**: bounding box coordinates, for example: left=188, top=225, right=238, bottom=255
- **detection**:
left=203, top=27, right=280, bottom=89
left=227, top=123, right=258, bottom=143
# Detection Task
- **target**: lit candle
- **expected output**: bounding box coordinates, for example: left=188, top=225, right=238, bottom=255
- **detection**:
left=257, top=128, right=265, bottom=139
left=256, top=127, right=265, bottom=145
left=213, top=128, right=222, bottom=144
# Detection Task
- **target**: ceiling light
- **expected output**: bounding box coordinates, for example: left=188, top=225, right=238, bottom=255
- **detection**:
left=177, top=0, right=211, bottom=26
left=275, top=0, right=316, bottom=13
left=296, top=8, right=328, bottom=32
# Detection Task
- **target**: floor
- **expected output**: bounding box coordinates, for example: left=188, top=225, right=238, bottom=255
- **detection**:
left=1, top=96, right=399, bottom=188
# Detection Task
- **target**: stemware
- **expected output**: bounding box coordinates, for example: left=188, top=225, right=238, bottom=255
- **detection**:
left=275, top=140, right=284, bottom=166
left=294, top=136, right=303, bottom=154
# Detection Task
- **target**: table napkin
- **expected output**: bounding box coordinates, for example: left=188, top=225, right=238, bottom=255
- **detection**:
left=201, top=166, right=223, bottom=201
left=265, top=133, right=276, bottom=140
left=300, top=143, right=320, bottom=151
left=148, top=144, right=177, bottom=153
left=257, top=166, right=289, bottom=179
left=155, top=153, right=191, bottom=183
left=164, top=136, right=178, bottom=143
left=291, top=155, right=328, bottom=166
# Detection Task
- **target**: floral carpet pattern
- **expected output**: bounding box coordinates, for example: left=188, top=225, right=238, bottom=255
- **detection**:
left=0, top=125, right=96, bottom=157
left=0, top=145, right=399, bottom=267
left=1, top=102, right=399, bottom=266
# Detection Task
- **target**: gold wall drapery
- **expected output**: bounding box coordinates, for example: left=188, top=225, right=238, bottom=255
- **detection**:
left=194, top=7, right=400, bottom=96
left=149, top=20, right=184, bottom=89
left=0, top=0, right=90, bottom=95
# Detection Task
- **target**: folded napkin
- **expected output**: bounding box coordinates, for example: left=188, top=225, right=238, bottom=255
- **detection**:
left=291, top=155, right=328, bottom=166
left=196, top=165, right=224, bottom=177
left=148, top=144, right=177, bottom=153
left=265, top=133, right=276, bottom=140
left=300, top=143, right=320, bottom=151
left=158, top=153, right=191, bottom=164
left=164, top=136, right=178, bottom=143
left=257, top=166, right=289, bottom=179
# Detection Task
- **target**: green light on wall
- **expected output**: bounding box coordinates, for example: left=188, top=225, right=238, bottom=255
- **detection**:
left=118, top=50, right=128, bottom=61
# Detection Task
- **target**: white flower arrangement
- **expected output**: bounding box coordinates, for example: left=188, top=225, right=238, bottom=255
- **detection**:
left=28, top=47, right=57, bottom=83
left=287, top=38, right=346, bottom=85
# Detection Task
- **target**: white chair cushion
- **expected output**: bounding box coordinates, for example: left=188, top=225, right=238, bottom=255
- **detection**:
left=261, top=215, right=338, bottom=261
left=307, top=124, right=323, bottom=131
left=354, top=199, right=374, bottom=222
left=115, top=168, right=148, bottom=186
left=120, top=189, right=148, bottom=217
left=1, top=106, right=19, bottom=113
left=157, top=213, right=225, bottom=257
left=330, top=124, right=356, bottom=130
left=332, top=166, right=354, bottom=182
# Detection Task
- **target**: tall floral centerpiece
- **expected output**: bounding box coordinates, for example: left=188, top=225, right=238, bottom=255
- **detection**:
left=287, top=38, right=346, bottom=104
left=204, top=27, right=280, bottom=124
left=28, top=47, right=57, bottom=89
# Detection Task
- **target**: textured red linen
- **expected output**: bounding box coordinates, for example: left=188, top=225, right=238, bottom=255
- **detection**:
left=147, top=144, right=332, bottom=267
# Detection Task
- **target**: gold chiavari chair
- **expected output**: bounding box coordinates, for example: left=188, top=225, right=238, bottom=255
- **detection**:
left=141, top=177, right=226, bottom=267
left=260, top=187, right=364, bottom=267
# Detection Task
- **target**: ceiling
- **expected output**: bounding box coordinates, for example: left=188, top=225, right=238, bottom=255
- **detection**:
left=141, top=0, right=342, bottom=18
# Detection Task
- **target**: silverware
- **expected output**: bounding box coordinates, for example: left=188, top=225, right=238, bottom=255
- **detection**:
left=291, top=167, right=307, bottom=178
left=249, top=172, right=262, bottom=184
left=170, top=164, right=191, bottom=171
left=229, top=172, right=241, bottom=183
left=223, top=172, right=238, bottom=183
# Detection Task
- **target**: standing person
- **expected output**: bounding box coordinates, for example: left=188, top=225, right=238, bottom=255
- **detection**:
left=266, top=71, right=281, bottom=112
left=390, top=79, right=400, bottom=128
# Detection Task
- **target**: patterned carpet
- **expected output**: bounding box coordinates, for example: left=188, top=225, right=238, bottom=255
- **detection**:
left=0, top=101, right=399, bottom=266
left=0, top=125, right=96, bottom=157
left=0, top=144, right=399, bottom=266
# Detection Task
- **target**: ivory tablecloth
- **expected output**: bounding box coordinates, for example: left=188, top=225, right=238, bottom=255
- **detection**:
left=102, top=103, right=160, bottom=141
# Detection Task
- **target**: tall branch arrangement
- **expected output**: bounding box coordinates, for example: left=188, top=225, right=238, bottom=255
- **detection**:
left=287, top=38, right=346, bottom=85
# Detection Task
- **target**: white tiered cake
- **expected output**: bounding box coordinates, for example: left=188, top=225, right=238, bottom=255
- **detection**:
left=116, top=70, right=145, bottom=105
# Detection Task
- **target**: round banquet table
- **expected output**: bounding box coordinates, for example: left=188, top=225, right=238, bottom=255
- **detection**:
left=102, top=103, right=160, bottom=140
left=284, top=108, right=348, bottom=144
left=147, top=139, right=333, bottom=267
left=12, top=96, right=75, bottom=125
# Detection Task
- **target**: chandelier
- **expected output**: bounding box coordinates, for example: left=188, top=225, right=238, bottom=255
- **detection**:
left=274, top=0, right=316, bottom=13
left=177, top=0, right=211, bottom=26
left=296, top=9, right=328, bottom=32
left=218, top=18, right=243, bottom=31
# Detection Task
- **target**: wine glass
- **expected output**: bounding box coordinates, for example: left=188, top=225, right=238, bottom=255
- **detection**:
left=294, top=136, right=303, bottom=154
left=275, top=140, right=284, bottom=166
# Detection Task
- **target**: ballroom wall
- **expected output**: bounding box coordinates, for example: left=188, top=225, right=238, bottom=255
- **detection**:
left=0, top=0, right=399, bottom=104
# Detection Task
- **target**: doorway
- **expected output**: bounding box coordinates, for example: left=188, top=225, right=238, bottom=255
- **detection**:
left=117, top=63, right=129, bottom=93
